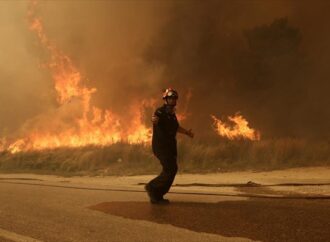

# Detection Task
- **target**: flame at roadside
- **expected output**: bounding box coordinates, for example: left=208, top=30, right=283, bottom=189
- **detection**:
left=211, top=114, right=260, bottom=141
left=5, top=1, right=153, bottom=154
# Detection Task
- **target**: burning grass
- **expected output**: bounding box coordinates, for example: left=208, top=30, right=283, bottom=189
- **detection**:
left=0, top=138, right=329, bottom=176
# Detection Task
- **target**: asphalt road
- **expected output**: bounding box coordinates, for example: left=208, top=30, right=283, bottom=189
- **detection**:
left=0, top=179, right=329, bottom=242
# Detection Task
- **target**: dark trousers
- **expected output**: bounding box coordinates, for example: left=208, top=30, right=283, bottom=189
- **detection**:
left=147, top=152, right=178, bottom=199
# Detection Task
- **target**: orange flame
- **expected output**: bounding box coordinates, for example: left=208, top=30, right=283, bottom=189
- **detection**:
left=176, top=88, right=192, bottom=122
left=6, top=1, right=153, bottom=154
left=211, top=114, right=261, bottom=141
left=0, top=138, right=6, bottom=153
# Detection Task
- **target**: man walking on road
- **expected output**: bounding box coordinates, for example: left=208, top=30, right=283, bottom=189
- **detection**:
left=145, top=88, right=194, bottom=204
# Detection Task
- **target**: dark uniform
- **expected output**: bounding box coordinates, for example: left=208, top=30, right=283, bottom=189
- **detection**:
left=147, top=104, right=179, bottom=199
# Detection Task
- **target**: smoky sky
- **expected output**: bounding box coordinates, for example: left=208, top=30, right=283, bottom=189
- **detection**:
left=0, top=0, right=329, bottom=140
left=144, top=0, right=330, bottom=139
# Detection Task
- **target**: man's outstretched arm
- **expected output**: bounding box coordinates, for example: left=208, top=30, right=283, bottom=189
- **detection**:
left=177, top=126, right=194, bottom=138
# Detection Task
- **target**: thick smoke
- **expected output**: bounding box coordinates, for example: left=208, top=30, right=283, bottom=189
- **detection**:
left=0, top=1, right=54, bottom=137
left=144, top=0, right=330, bottom=139
left=0, top=1, right=329, bottom=141
left=0, top=1, right=169, bottom=140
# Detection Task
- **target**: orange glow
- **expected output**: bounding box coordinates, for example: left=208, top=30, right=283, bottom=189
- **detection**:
left=175, top=88, right=192, bottom=122
left=6, top=1, right=152, bottom=154
left=0, top=138, right=7, bottom=153
left=211, top=114, right=261, bottom=141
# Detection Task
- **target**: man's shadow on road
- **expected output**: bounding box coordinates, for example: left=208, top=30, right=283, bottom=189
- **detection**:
left=89, top=199, right=330, bottom=242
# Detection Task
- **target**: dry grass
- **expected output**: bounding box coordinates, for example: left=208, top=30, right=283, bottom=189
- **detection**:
left=178, top=138, right=330, bottom=173
left=0, top=139, right=329, bottom=176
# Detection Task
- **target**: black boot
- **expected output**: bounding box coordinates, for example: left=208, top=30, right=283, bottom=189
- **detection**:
left=144, top=184, right=159, bottom=203
left=145, top=184, right=170, bottom=204
left=156, top=198, right=170, bottom=204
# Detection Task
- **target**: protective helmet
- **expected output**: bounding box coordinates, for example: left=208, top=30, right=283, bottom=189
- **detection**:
left=162, top=88, right=179, bottom=100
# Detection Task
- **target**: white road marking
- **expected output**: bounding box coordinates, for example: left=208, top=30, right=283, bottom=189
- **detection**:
left=0, top=228, right=43, bottom=242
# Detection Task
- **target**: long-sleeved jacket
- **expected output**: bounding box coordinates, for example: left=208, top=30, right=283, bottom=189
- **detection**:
left=152, top=104, right=179, bottom=156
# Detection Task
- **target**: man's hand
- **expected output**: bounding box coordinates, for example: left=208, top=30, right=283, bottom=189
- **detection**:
left=178, top=126, right=194, bottom=138
left=152, top=114, right=159, bottom=125
left=186, top=129, right=194, bottom=138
